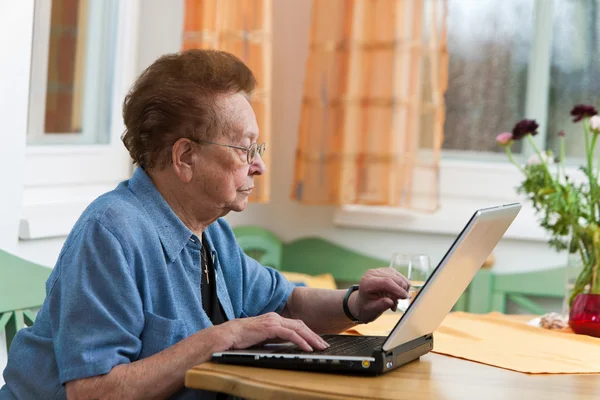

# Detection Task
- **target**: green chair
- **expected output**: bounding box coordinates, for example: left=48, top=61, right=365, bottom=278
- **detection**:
left=233, top=226, right=284, bottom=270
left=0, top=249, right=52, bottom=352
left=234, top=226, right=392, bottom=283
left=281, top=237, right=389, bottom=285
left=465, top=267, right=567, bottom=315
left=232, top=225, right=471, bottom=309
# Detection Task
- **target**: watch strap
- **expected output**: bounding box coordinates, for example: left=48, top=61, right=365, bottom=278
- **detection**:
left=343, top=285, right=361, bottom=324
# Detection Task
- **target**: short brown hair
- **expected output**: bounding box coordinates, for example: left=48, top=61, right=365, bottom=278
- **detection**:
left=121, top=49, right=256, bottom=170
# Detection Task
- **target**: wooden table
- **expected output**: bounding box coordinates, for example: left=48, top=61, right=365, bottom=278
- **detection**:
left=185, top=353, right=600, bottom=400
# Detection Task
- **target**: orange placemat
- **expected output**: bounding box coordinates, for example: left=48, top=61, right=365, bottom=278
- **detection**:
left=345, top=312, right=600, bottom=374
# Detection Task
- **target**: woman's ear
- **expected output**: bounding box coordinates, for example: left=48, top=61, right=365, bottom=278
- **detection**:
left=171, top=138, right=195, bottom=183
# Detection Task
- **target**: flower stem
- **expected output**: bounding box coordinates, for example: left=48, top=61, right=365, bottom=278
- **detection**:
left=583, top=119, right=598, bottom=221
left=560, top=135, right=567, bottom=180
left=585, top=118, right=591, bottom=155
left=526, top=134, right=555, bottom=184
left=505, top=146, right=526, bottom=175
left=592, top=232, right=600, bottom=295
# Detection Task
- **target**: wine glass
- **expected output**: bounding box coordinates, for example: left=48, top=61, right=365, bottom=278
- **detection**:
left=389, top=252, right=433, bottom=313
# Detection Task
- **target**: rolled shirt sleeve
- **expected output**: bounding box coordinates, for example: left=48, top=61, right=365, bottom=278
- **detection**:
left=239, top=249, right=295, bottom=317
left=48, top=219, right=144, bottom=384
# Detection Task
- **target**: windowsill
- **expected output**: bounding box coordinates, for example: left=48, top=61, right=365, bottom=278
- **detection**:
left=25, top=144, right=121, bottom=154
left=24, top=145, right=132, bottom=186
left=333, top=158, right=578, bottom=242
left=19, top=146, right=133, bottom=240
left=334, top=200, right=549, bottom=242
left=20, top=158, right=581, bottom=241
left=19, top=181, right=128, bottom=240
left=19, top=202, right=90, bottom=240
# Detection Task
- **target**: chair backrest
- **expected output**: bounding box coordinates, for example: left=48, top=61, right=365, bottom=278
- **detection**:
left=282, top=237, right=391, bottom=284
left=464, top=267, right=567, bottom=314
left=0, top=249, right=52, bottom=351
left=232, top=226, right=283, bottom=270
left=281, top=237, right=472, bottom=311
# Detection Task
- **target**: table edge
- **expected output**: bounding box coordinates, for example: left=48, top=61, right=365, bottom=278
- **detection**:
left=185, top=365, right=373, bottom=400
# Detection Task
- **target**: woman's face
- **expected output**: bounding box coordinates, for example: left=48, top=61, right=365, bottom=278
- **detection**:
left=193, top=93, right=266, bottom=215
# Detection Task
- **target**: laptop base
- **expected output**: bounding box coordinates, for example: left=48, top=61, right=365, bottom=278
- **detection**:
left=212, top=333, right=433, bottom=375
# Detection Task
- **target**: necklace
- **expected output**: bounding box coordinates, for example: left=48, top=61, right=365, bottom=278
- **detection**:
left=200, top=243, right=210, bottom=285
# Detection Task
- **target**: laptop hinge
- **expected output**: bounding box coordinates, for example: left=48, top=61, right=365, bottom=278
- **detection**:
left=374, top=333, right=433, bottom=373
left=383, top=333, right=432, bottom=356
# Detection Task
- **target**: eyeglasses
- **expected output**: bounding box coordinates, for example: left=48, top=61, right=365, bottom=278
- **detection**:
left=192, top=139, right=266, bottom=164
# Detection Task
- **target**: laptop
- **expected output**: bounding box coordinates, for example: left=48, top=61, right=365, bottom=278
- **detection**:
left=212, top=203, right=521, bottom=375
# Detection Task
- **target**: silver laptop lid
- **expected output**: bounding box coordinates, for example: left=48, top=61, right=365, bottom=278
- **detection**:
left=382, top=203, right=521, bottom=352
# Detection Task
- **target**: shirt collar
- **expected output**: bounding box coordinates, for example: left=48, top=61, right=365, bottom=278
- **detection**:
left=128, top=167, right=194, bottom=262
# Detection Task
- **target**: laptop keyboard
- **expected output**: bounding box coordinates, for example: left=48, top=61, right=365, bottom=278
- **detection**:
left=272, top=335, right=386, bottom=356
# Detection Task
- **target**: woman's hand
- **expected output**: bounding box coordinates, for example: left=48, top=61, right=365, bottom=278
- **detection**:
left=218, top=312, right=329, bottom=352
left=350, top=267, right=411, bottom=323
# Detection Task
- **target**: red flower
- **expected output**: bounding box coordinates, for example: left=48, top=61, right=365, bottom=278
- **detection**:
left=512, top=119, right=539, bottom=140
left=570, top=104, right=598, bottom=122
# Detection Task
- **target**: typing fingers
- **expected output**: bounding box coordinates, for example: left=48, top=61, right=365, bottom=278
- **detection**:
left=270, top=327, right=314, bottom=352
left=281, top=318, right=329, bottom=351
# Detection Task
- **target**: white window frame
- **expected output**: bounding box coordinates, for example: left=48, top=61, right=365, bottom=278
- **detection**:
left=334, top=0, right=571, bottom=241
left=27, top=0, right=119, bottom=145
left=18, top=0, right=140, bottom=240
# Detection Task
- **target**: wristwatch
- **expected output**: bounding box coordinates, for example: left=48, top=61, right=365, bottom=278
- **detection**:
left=343, top=285, right=362, bottom=324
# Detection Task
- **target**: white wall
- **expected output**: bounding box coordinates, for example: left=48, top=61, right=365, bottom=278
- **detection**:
left=0, top=2, right=34, bottom=255
left=136, top=0, right=185, bottom=76
left=0, top=1, right=36, bottom=383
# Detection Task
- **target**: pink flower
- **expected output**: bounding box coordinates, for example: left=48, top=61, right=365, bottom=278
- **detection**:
left=496, top=132, right=513, bottom=146
left=590, top=116, right=600, bottom=132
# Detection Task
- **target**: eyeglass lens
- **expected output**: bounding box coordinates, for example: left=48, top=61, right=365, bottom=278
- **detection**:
left=247, top=143, right=266, bottom=163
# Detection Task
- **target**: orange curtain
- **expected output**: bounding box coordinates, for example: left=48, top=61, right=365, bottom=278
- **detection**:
left=292, top=0, right=448, bottom=211
left=183, top=0, right=272, bottom=203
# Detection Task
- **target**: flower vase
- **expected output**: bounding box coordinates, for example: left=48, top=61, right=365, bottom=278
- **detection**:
left=569, top=294, right=600, bottom=337
left=564, top=227, right=600, bottom=338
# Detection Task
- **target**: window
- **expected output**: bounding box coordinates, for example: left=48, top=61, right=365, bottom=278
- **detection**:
left=443, top=0, right=599, bottom=160
left=442, top=0, right=533, bottom=155
left=546, top=0, right=600, bottom=159
left=28, top=0, right=119, bottom=145
left=335, top=0, right=599, bottom=239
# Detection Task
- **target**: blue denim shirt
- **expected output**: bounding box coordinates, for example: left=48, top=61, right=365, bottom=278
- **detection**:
left=0, top=168, right=295, bottom=399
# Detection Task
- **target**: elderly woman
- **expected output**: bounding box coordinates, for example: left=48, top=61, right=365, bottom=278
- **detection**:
left=0, top=49, right=410, bottom=400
